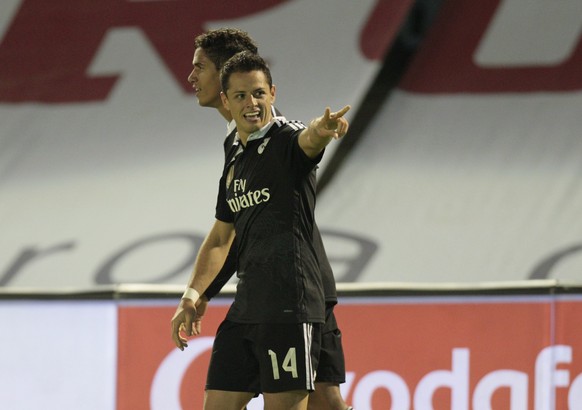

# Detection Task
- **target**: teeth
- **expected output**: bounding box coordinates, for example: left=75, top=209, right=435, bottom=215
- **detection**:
left=244, top=112, right=259, bottom=118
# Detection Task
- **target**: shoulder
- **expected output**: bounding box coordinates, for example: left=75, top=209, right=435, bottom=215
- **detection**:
left=272, top=116, right=306, bottom=133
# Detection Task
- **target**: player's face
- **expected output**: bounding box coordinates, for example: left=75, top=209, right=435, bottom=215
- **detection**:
left=188, top=48, right=222, bottom=109
left=221, top=70, right=275, bottom=142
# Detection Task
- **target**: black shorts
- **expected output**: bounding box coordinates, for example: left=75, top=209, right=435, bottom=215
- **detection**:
left=206, top=320, right=322, bottom=394
left=315, top=304, right=346, bottom=384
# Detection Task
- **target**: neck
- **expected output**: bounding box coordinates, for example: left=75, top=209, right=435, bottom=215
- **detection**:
left=238, top=132, right=249, bottom=146
left=217, top=105, right=232, bottom=122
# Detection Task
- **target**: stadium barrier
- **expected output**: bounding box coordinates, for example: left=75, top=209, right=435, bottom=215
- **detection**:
left=1, top=280, right=581, bottom=409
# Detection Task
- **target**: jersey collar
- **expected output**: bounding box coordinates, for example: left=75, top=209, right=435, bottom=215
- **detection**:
left=236, top=118, right=277, bottom=145
left=226, top=119, right=236, bottom=135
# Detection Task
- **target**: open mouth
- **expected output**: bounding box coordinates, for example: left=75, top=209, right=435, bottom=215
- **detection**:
left=244, top=111, right=260, bottom=120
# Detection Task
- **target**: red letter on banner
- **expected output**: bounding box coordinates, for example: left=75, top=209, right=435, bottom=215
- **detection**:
left=0, top=0, right=286, bottom=102
left=400, top=0, right=582, bottom=93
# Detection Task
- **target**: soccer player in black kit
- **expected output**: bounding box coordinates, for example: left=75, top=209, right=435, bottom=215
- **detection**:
left=171, top=29, right=353, bottom=410
left=171, top=50, right=350, bottom=410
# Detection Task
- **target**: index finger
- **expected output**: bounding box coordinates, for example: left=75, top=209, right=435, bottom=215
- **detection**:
left=331, top=105, right=351, bottom=119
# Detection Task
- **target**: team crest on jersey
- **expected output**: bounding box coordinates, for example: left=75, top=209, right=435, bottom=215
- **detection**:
left=257, top=137, right=271, bottom=154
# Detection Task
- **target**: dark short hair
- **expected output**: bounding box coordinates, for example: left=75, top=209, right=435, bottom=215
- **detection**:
left=220, top=51, right=273, bottom=93
left=194, top=28, right=258, bottom=71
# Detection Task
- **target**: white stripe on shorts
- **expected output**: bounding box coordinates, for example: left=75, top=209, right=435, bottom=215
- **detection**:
left=303, top=323, right=316, bottom=390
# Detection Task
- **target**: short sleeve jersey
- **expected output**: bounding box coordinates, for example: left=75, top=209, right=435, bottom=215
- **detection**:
left=206, top=115, right=338, bottom=304
left=215, top=117, right=325, bottom=324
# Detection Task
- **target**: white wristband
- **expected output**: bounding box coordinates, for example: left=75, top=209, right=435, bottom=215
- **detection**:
left=182, top=287, right=200, bottom=303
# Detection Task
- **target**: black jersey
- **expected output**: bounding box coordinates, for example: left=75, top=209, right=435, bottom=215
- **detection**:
left=205, top=118, right=338, bottom=306
left=215, top=118, right=325, bottom=324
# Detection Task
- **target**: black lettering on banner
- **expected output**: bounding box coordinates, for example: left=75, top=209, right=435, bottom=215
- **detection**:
left=0, top=229, right=376, bottom=288
left=320, top=229, right=378, bottom=282
left=0, top=241, right=76, bottom=286
left=95, top=232, right=203, bottom=285
left=529, top=243, right=582, bottom=280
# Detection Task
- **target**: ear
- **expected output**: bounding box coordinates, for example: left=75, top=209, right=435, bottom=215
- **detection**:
left=270, top=85, right=276, bottom=104
left=220, top=91, right=230, bottom=111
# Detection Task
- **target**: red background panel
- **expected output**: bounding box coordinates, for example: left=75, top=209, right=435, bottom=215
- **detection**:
left=335, top=300, right=553, bottom=408
left=116, top=297, right=582, bottom=409
left=116, top=303, right=230, bottom=410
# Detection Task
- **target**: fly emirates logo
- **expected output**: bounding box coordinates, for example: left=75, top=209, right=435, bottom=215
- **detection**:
left=227, top=179, right=270, bottom=213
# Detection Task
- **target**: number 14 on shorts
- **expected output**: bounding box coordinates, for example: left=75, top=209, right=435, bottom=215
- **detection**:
left=268, top=348, right=298, bottom=379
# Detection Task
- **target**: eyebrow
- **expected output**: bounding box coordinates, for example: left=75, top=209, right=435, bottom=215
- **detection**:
left=232, top=87, right=265, bottom=95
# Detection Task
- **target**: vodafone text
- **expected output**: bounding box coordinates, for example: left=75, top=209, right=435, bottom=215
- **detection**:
left=342, top=346, right=581, bottom=409
left=153, top=343, right=582, bottom=409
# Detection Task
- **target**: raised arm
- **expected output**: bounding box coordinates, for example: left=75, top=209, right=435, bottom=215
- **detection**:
left=299, top=105, right=351, bottom=159
left=171, top=219, right=235, bottom=350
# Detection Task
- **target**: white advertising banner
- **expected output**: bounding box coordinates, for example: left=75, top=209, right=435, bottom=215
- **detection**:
left=316, top=0, right=582, bottom=283
left=2, top=0, right=582, bottom=287
left=0, top=0, right=409, bottom=288
left=0, top=301, right=117, bottom=410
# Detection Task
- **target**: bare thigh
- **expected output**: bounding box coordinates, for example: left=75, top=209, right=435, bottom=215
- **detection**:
left=263, top=390, right=309, bottom=410
left=308, top=382, right=347, bottom=410
left=203, top=390, right=254, bottom=410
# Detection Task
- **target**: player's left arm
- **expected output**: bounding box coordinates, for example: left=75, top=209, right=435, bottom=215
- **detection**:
left=299, top=105, right=350, bottom=159
left=170, top=219, right=234, bottom=350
